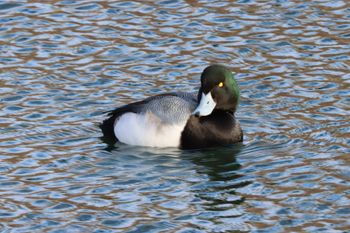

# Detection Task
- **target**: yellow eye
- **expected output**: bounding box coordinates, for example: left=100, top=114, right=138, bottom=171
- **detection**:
left=218, top=82, right=224, bottom=87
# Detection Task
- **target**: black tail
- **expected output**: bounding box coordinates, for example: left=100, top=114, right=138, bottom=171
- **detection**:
left=99, top=103, right=139, bottom=147
left=99, top=114, right=118, bottom=146
left=99, top=100, right=143, bottom=149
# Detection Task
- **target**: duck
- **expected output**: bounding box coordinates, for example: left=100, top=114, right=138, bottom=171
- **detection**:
left=100, top=64, right=243, bottom=149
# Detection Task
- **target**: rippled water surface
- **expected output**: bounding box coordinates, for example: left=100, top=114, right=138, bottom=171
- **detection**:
left=1, top=0, right=350, bottom=232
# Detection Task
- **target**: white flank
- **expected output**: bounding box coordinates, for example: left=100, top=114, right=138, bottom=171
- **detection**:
left=192, top=92, right=216, bottom=116
left=114, top=112, right=187, bottom=148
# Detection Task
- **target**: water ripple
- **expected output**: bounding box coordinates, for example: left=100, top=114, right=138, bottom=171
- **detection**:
left=0, top=0, right=349, bottom=232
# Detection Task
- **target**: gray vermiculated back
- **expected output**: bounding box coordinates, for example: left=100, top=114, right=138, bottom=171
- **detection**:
left=140, top=92, right=197, bottom=124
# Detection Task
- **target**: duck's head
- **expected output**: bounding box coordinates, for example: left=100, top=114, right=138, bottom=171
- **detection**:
left=193, top=65, right=240, bottom=117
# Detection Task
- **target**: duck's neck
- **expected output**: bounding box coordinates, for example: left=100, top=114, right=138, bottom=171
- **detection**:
left=212, top=109, right=235, bottom=116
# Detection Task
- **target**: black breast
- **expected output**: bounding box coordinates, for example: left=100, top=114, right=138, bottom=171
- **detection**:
left=180, top=110, right=243, bottom=149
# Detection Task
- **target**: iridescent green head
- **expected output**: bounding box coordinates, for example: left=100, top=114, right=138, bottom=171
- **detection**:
left=193, top=64, right=240, bottom=116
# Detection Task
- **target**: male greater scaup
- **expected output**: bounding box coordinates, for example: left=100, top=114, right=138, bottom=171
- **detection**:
left=100, top=64, right=243, bottom=149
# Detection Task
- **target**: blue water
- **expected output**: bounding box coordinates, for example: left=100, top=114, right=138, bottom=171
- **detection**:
left=0, top=0, right=349, bottom=232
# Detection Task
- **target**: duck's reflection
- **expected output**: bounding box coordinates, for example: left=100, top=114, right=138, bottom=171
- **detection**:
left=104, top=143, right=250, bottom=213
left=182, top=144, right=250, bottom=209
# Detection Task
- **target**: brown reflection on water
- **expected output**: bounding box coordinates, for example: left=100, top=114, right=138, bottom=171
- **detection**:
left=0, top=0, right=349, bottom=232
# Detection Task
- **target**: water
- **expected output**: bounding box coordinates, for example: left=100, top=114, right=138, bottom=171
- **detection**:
left=0, top=0, right=349, bottom=232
